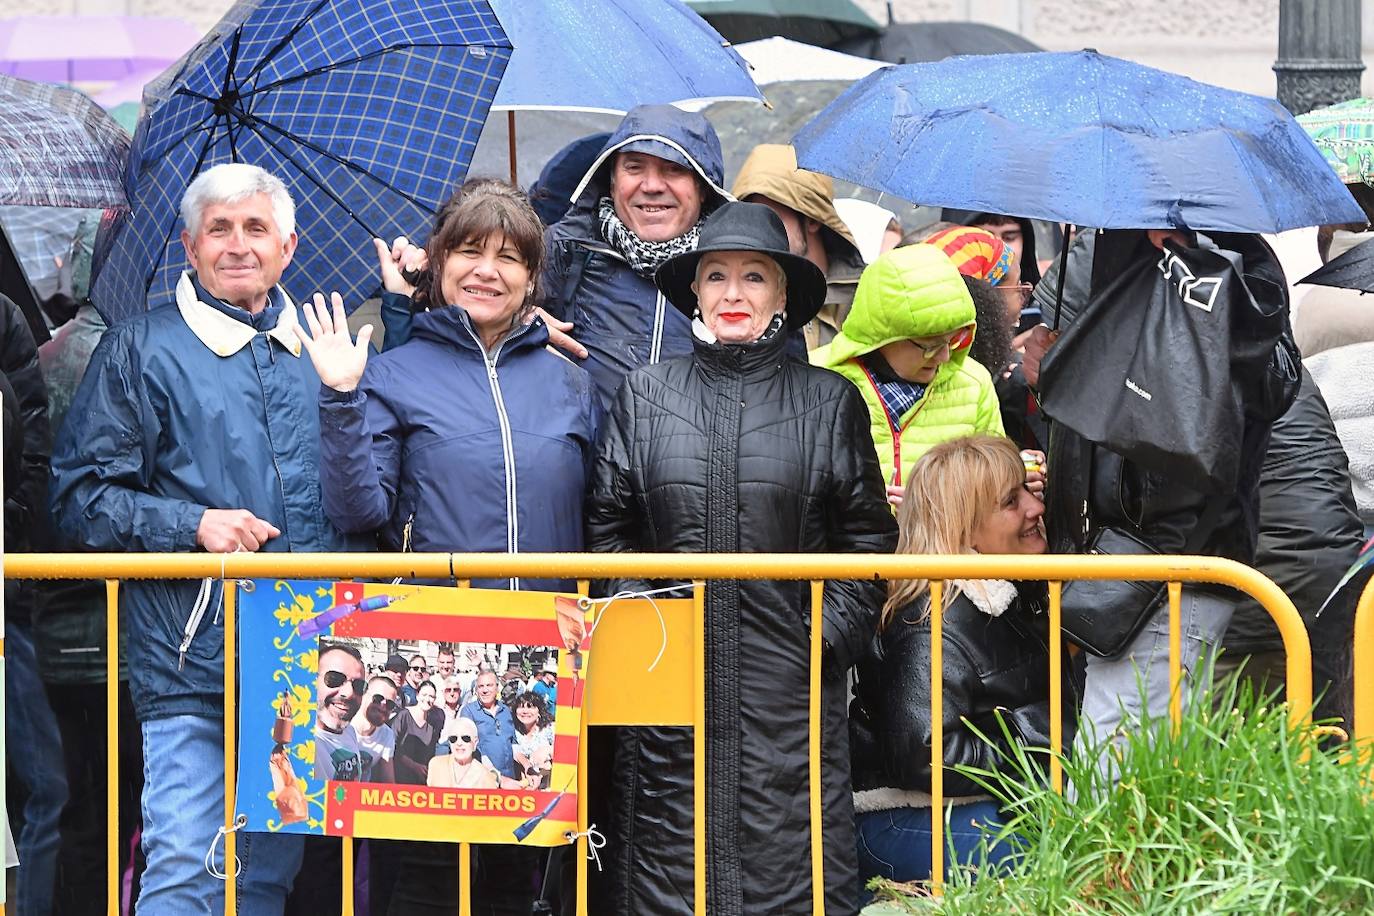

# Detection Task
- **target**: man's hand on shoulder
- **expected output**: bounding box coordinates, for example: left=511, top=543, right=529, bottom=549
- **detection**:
left=197, top=509, right=280, bottom=552
left=531, top=307, right=587, bottom=360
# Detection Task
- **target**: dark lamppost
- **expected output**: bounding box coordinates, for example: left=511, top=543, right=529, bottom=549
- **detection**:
left=1274, top=0, right=1364, bottom=115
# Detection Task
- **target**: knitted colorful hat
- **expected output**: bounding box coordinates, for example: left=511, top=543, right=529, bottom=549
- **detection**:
left=920, top=225, right=1012, bottom=286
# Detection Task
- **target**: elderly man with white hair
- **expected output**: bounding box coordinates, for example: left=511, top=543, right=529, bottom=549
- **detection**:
left=50, top=163, right=365, bottom=913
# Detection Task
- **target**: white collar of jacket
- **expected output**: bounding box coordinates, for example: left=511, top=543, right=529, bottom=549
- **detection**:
left=950, top=578, right=1017, bottom=617
left=175, top=272, right=302, bottom=358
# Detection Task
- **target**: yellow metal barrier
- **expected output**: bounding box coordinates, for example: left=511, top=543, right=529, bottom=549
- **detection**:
left=1352, top=576, right=1374, bottom=756
left=4, top=551, right=1312, bottom=913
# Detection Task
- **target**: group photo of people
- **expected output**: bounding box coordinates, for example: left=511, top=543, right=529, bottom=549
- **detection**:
left=5, top=0, right=1374, bottom=914
left=313, top=642, right=559, bottom=792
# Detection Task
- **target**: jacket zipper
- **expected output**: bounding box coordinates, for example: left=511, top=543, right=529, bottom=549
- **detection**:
left=178, top=577, right=214, bottom=670
left=857, top=361, right=929, bottom=488
left=466, top=325, right=522, bottom=590
left=183, top=332, right=282, bottom=666
left=650, top=290, right=666, bottom=364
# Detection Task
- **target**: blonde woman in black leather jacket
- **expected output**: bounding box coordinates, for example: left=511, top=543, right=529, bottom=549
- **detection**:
left=849, top=434, right=1077, bottom=888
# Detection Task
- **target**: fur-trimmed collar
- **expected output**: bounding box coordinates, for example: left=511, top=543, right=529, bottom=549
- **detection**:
left=950, top=578, right=1018, bottom=617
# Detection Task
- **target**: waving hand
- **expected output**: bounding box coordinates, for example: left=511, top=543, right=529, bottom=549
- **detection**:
left=295, top=292, right=373, bottom=393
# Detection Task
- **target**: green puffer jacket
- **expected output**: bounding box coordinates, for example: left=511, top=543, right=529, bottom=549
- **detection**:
left=812, top=245, right=1004, bottom=486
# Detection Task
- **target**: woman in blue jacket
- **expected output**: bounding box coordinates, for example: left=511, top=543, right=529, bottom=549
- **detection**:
left=296, top=178, right=599, bottom=913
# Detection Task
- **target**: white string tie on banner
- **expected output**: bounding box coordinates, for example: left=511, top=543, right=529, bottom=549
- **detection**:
left=579, top=584, right=688, bottom=673
left=564, top=824, right=607, bottom=872
left=204, top=814, right=248, bottom=881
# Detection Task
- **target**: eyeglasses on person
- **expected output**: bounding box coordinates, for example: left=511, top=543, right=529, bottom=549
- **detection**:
left=995, top=282, right=1034, bottom=306
left=322, top=671, right=367, bottom=694
left=913, top=326, right=974, bottom=360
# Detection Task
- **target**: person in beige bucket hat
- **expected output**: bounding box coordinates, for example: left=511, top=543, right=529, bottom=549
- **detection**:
left=731, top=143, right=870, bottom=349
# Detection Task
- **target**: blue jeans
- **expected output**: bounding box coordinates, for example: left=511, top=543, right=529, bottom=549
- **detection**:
left=856, top=801, right=1015, bottom=889
left=6, top=621, right=67, bottom=916
left=138, top=714, right=303, bottom=914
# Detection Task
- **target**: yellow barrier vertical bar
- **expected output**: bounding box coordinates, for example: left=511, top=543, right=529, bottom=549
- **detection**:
left=1048, top=581, right=1063, bottom=795
left=1167, top=582, right=1182, bottom=735
left=1354, top=577, right=1374, bottom=762
left=693, top=579, right=707, bottom=916
left=808, top=580, right=825, bottom=916
left=929, top=580, right=944, bottom=896
left=576, top=578, right=590, bottom=916
left=457, top=576, right=472, bottom=916
left=458, top=843, right=471, bottom=916
left=224, top=579, right=238, bottom=916
left=342, top=840, right=354, bottom=916
left=107, top=580, right=120, bottom=916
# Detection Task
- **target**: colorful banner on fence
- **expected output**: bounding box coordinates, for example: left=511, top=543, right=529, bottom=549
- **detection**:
left=236, top=580, right=593, bottom=846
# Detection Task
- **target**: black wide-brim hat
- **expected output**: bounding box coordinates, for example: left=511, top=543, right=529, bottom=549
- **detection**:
left=655, top=201, right=828, bottom=330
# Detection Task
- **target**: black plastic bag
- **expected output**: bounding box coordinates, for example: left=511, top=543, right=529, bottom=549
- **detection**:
left=1039, top=240, right=1252, bottom=492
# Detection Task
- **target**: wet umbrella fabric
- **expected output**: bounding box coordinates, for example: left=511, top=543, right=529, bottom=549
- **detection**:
left=92, top=0, right=510, bottom=324
left=0, top=74, right=130, bottom=209
left=488, top=0, right=761, bottom=113
left=793, top=49, right=1365, bottom=234
left=1299, top=237, right=1374, bottom=294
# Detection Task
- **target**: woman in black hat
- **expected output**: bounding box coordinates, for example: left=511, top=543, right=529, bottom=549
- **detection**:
left=587, top=201, right=897, bottom=915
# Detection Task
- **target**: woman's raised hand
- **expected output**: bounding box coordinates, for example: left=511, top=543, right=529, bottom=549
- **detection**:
left=374, top=236, right=427, bottom=297
left=295, top=292, right=373, bottom=392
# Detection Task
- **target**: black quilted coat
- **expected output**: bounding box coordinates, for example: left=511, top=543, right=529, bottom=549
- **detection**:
left=587, top=328, right=897, bottom=915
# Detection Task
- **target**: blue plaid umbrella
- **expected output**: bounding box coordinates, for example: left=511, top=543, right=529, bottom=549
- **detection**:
left=93, top=0, right=511, bottom=323
left=0, top=74, right=130, bottom=209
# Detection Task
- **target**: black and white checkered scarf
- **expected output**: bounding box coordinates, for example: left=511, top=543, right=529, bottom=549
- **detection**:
left=598, top=197, right=703, bottom=279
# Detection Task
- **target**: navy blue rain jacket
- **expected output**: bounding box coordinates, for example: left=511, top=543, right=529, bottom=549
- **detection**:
left=50, top=281, right=365, bottom=721
left=317, top=307, right=600, bottom=591
left=541, top=106, right=730, bottom=406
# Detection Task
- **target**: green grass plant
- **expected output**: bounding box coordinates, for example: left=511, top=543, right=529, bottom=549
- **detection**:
left=864, top=673, right=1374, bottom=914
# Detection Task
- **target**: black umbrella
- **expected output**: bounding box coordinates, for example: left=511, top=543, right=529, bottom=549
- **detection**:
left=687, top=0, right=881, bottom=48
left=834, top=20, right=1042, bottom=64
left=1299, top=236, right=1374, bottom=293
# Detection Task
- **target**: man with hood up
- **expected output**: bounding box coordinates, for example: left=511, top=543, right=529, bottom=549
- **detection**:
left=731, top=143, right=869, bottom=350
left=812, top=244, right=1004, bottom=506
left=541, top=105, right=734, bottom=404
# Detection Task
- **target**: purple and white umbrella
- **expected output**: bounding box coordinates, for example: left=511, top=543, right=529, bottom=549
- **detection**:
left=0, top=15, right=201, bottom=84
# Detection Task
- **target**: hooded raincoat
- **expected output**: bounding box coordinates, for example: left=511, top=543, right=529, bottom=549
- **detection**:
left=730, top=144, right=868, bottom=349
left=812, top=246, right=1003, bottom=486
left=541, top=106, right=731, bottom=405
left=588, top=323, right=897, bottom=914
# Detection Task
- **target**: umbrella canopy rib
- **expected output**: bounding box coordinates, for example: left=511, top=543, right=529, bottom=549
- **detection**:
left=174, top=87, right=433, bottom=215
left=234, top=113, right=386, bottom=241
left=90, top=0, right=508, bottom=320
left=241, top=0, right=333, bottom=86
left=142, top=124, right=220, bottom=293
